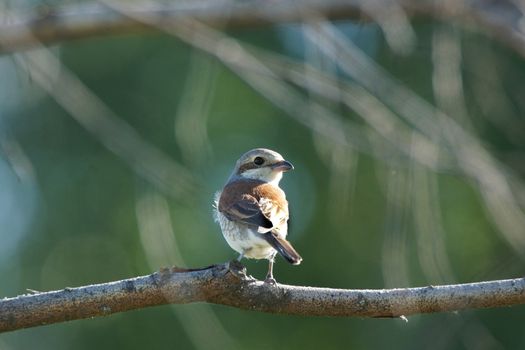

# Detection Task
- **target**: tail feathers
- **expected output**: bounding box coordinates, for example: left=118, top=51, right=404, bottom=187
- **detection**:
left=264, top=234, right=302, bottom=265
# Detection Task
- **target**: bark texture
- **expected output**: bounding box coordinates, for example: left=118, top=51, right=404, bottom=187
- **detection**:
left=1, top=261, right=524, bottom=333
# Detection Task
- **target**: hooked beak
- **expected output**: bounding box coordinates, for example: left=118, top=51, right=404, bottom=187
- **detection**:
left=271, top=160, right=294, bottom=172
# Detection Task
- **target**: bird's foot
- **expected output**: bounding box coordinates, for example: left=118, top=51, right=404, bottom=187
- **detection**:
left=228, top=259, right=245, bottom=271
left=264, top=276, right=277, bottom=285
left=227, top=260, right=251, bottom=280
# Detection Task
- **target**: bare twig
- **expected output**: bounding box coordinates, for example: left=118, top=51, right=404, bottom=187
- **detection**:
left=1, top=261, right=525, bottom=333
left=16, top=48, right=197, bottom=199
left=0, top=21, right=197, bottom=199
left=0, top=0, right=524, bottom=58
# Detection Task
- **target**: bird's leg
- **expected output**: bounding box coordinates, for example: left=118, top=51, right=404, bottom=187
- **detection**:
left=264, top=254, right=277, bottom=285
left=237, top=252, right=244, bottom=262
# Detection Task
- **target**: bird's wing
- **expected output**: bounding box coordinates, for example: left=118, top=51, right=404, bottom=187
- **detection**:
left=221, top=194, right=274, bottom=229
left=257, top=197, right=288, bottom=234
left=219, top=180, right=288, bottom=232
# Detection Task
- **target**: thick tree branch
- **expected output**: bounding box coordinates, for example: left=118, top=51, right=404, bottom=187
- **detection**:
left=1, top=261, right=524, bottom=333
left=0, top=0, right=524, bottom=57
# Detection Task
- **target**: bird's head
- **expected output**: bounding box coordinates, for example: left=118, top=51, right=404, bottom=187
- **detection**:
left=229, top=148, right=294, bottom=185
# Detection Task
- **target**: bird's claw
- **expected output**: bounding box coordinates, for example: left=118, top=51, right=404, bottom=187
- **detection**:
left=264, top=277, right=277, bottom=285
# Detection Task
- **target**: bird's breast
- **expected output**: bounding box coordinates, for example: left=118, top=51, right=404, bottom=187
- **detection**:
left=215, top=209, right=276, bottom=259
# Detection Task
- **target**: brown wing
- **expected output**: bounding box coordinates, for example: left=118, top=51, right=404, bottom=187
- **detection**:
left=218, top=180, right=288, bottom=231
left=223, top=195, right=273, bottom=229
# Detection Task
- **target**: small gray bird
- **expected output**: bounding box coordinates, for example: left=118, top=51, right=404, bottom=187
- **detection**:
left=214, top=148, right=302, bottom=283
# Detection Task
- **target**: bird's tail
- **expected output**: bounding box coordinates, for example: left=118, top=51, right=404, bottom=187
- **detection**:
left=264, top=234, right=302, bottom=265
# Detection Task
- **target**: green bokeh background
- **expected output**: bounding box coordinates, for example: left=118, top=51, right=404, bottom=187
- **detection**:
left=1, top=11, right=525, bottom=350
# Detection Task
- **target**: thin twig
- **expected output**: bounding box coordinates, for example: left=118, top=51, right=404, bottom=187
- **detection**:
left=0, top=0, right=524, bottom=58
left=1, top=261, right=525, bottom=333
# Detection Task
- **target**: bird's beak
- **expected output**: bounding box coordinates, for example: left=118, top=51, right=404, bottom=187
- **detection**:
left=271, top=160, right=294, bottom=172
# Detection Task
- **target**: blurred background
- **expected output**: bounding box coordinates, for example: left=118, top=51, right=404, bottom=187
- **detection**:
left=1, top=0, right=525, bottom=349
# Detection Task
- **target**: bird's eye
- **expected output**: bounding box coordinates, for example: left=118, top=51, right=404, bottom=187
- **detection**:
left=253, top=157, right=265, bottom=165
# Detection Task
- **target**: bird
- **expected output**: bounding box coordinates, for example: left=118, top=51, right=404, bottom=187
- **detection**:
left=214, top=148, right=302, bottom=284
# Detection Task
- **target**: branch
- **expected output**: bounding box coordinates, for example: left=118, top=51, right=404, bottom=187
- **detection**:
left=1, top=261, right=525, bottom=333
left=0, top=0, right=525, bottom=58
